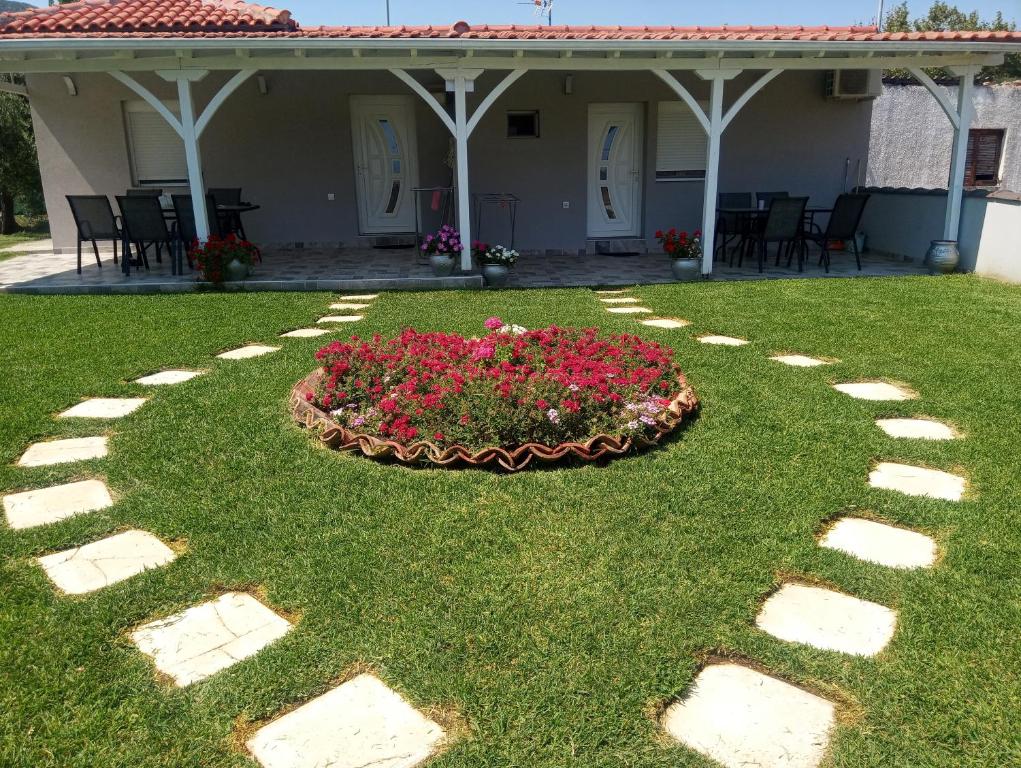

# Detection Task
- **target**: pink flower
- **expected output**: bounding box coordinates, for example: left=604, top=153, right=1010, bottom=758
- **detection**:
left=484, top=317, right=504, bottom=330
left=472, top=343, right=495, bottom=361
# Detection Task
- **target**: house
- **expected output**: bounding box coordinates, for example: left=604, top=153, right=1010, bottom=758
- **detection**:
left=0, top=0, right=1018, bottom=281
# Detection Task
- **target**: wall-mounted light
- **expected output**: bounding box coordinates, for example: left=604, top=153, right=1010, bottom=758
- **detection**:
left=62, top=75, right=77, bottom=96
left=564, top=74, right=573, bottom=95
left=256, top=75, right=268, bottom=95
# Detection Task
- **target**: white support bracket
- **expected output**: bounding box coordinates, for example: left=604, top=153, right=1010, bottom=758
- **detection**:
left=110, top=70, right=184, bottom=137
left=389, top=68, right=455, bottom=135
left=721, top=69, right=782, bottom=131
left=194, top=69, right=256, bottom=137
left=908, top=66, right=960, bottom=130
left=467, top=69, right=525, bottom=136
left=653, top=69, right=710, bottom=133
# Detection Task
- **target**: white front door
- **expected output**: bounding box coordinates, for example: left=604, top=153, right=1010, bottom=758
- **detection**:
left=351, top=95, right=419, bottom=234
left=587, top=103, right=644, bottom=238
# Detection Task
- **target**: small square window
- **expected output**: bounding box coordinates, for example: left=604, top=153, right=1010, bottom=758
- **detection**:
left=507, top=111, right=540, bottom=139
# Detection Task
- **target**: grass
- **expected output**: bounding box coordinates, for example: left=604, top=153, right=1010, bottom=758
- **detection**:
left=1, top=275, right=1019, bottom=767
left=0, top=215, right=50, bottom=262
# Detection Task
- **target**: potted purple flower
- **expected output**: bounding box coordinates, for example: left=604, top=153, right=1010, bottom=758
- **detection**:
left=421, top=225, right=463, bottom=277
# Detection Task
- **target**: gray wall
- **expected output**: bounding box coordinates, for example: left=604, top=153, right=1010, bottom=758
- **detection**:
left=867, top=83, right=1021, bottom=194
left=28, top=68, right=872, bottom=252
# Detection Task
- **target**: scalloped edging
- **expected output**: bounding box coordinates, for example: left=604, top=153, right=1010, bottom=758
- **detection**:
left=290, top=370, right=699, bottom=472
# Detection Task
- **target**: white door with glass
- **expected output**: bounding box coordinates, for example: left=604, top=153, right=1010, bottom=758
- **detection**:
left=587, top=103, right=644, bottom=237
left=351, top=95, right=419, bottom=234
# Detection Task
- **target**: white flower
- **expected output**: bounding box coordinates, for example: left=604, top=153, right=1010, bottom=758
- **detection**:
left=547, top=408, right=560, bottom=424
left=500, top=324, right=527, bottom=335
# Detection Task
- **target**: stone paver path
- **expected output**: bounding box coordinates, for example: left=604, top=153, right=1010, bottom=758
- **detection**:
left=3, top=479, right=112, bottom=530
left=131, top=592, right=291, bottom=686
left=135, top=370, right=205, bottom=386
left=58, top=397, right=147, bottom=419
left=328, top=302, right=371, bottom=310
left=832, top=382, right=915, bottom=401
left=770, top=354, right=832, bottom=367
left=599, top=297, right=639, bottom=303
left=595, top=289, right=631, bottom=295
left=247, top=673, right=445, bottom=768
left=280, top=328, right=331, bottom=338
left=640, top=318, right=690, bottom=329
left=821, top=518, right=937, bottom=569
left=875, top=418, right=956, bottom=440
left=606, top=306, right=652, bottom=314
left=18, top=436, right=109, bottom=467
left=38, top=530, right=175, bottom=595
left=756, top=583, right=897, bottom=656
left=869, top=462, right=965, bottom=501
left=662, top=663, right=835, bottom=768
left=336, top=294, right=378, bottom=301
left=217, top=345, right=281, bottom=360
left=697, top=335, right=748, bottom=346
left=317, top=315, right=364, bottom=324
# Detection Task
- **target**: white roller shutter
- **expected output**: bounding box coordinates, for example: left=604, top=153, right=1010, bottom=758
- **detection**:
left=124, top=100, right=187, bottom=186
left=656, top=101, right=708, bottom=181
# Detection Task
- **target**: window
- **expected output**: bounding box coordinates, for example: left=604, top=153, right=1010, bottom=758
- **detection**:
left=964, top=128, right=1005, bottom=187
left=656, top=101, right=708, bottom=181
left=507, top=110, right=540, bottom=138
left=123, top=100, right=187, bottom=187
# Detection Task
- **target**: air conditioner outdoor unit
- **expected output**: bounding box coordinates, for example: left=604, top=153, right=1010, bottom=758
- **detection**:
left=825, top=70, right=882, bottom=100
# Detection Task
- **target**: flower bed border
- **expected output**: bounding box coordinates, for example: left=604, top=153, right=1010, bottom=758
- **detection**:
left=289, top=369, right=699, bottom=472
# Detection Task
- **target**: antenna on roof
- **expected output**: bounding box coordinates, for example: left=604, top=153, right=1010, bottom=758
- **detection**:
left=518, top=0, right=554, bottom=26
left=385, top=0, right=391, bottom=25
left=876, top=0, right=885, bottom=30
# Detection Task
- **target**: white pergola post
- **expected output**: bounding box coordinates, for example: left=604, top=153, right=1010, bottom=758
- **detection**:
left=944, top=66, right=977, bottom=241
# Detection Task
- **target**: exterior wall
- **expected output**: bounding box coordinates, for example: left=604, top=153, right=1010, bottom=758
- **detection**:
left=867, top=83, right=1021, bottom=194
left=28, top=68, right=872, bottom=253
left=860, top=189, right=1021, bottom=282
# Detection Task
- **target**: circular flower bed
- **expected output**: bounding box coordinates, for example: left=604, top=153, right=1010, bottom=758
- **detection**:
left=290, top=319, right=698, bottom=471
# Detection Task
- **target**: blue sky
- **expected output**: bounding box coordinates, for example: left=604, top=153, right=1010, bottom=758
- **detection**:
left=280, top=0, right=1016, bottom=29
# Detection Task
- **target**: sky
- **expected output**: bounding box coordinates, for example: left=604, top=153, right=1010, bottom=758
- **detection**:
left=276, top=0, right=1018, bottom=29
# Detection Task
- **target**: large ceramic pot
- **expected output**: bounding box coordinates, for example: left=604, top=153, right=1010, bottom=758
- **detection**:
left=671, top=258, right=701, bottom=281
left=429, top=254, right=456, bottom=277
left=926, top=240, right=960, bottom=274
left=225, top=258, right=249, bottom=282
left=482, top=264, right=510, bottom=288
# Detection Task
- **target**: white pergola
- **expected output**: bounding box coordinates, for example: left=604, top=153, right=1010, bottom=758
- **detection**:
left=0, top=34, right=1010, bottom=272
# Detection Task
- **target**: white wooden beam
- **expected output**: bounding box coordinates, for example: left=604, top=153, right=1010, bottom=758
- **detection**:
left=721, top=69, right=782, bottom=131
left=466, top=69, right=525, bottom=136
left=194, top=69, right=255, bottom=137
left=389, top=68, right=455, bottom=135
left=109, top=70, right=184, bottom=137
left=451, top=72, right=473, bottom=272
left=944, top=66, right=978, bottom=241
left=908, top=66, right=960, bottom=129
left=173, top=74, right=209, bottom=243
left=696, top=72, right=730, bottom=276
left=652, top=69, right=709, bottom=133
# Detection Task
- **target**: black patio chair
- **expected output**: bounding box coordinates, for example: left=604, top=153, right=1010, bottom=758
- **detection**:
left=171, top=194, right=222, bottom=272
left=66, top=195, right=121, bottom=275
left=755, top=191, right=789, bottom=209
left=127, top=188, right=162, bottom=197
left=116, top=194, right=174, bottom=274
left=741, top=196, right=808, bottom=273
left=802, top=193, right=870, bottom=272
left=716, top=192, right=753, bottom=264
left=208, top=187, right=247, bottom=240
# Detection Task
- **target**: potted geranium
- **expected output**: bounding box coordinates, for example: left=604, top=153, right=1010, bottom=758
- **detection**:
left=421, top=225, right=462, bottom=277
left=656, top=228, right=702, bottom=281
left=474, top=242, right=518, bottom=287
left=190, top=234, right=260, bottom=286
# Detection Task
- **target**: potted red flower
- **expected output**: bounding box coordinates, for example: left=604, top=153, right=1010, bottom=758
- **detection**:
left=655, top=228, right=702, bottom=281
left=190, top=234, right=259, bottom=286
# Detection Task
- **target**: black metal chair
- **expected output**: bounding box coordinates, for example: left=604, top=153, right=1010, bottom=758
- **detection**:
left=802, top=193, right=870, bottom=272
left=127, top=188, right=162, bottom=197
left=66, top=195, right=121, bottom=275
left=755, top=191, right=789, bottom=209
left=170, top=194, right=222, bottom=272
left=741, top=196, right=808, bottom=273
left=116, top=195, right=174, bottom=274
left=716, top=192, right=753, bottom=263
left=208, top=187, right=246, bottom=240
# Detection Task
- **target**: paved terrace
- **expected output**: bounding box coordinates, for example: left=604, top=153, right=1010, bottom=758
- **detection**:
left=0, top=243, right=929, bottom=294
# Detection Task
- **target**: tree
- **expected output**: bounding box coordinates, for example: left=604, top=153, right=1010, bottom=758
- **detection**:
left=0, top=87, right=42, bottom=234
left=883, top=2, right=1020, bottom=82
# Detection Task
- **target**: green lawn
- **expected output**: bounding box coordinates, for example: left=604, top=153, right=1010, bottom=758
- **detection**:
left=1, top=276, right=1019, bottom=767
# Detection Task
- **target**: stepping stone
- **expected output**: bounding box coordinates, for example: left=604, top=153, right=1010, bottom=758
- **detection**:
left=698, top=334, right=748, bottom=346
left=247, top=673, right=445, bottom=768
left=869, top=462, right=965, bottom=501
left=336, top=294, right=378, bottom=301
left=131, top=592, right=291, bottom=686
left=3, top=479, right=112, bottom=530
left=328, top=302, right=371, bottom=310
left=606, top=306, right=652, bottom=314
left=317, top=315, right=364, bottom=324
left=641, top=318, right=690, bottom=329
left=18, top=436, right=108, bottom=467
left=599, top=297, right=639, bottom=303
left=595, top=289, right=629, bottom=295
left=820, top=517, right=937, bottom=569
left=662, top=663, right=835, bottom=768
left=875, top=418, right=956, bottom=440
left=755, top=583, right=897, bottom=656
left=58, top=398, right=147, bottom=419
left=280, top=328, right=332, bottom=338
left=770, top=354, right=831, bottom=367
left=134, top=370, right=204, bottom=386
left=38, top=530, right=175, bottom=595
left=832, top=382, right=915, bottom=401
left=217, top=345, right=280, bottom=360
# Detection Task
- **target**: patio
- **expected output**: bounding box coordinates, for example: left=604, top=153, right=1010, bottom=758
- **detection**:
left=0, top=244, right=928, bottom=294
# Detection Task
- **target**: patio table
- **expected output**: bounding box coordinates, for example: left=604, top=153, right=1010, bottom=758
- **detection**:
left=715, top=206, right=833, bottom=263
